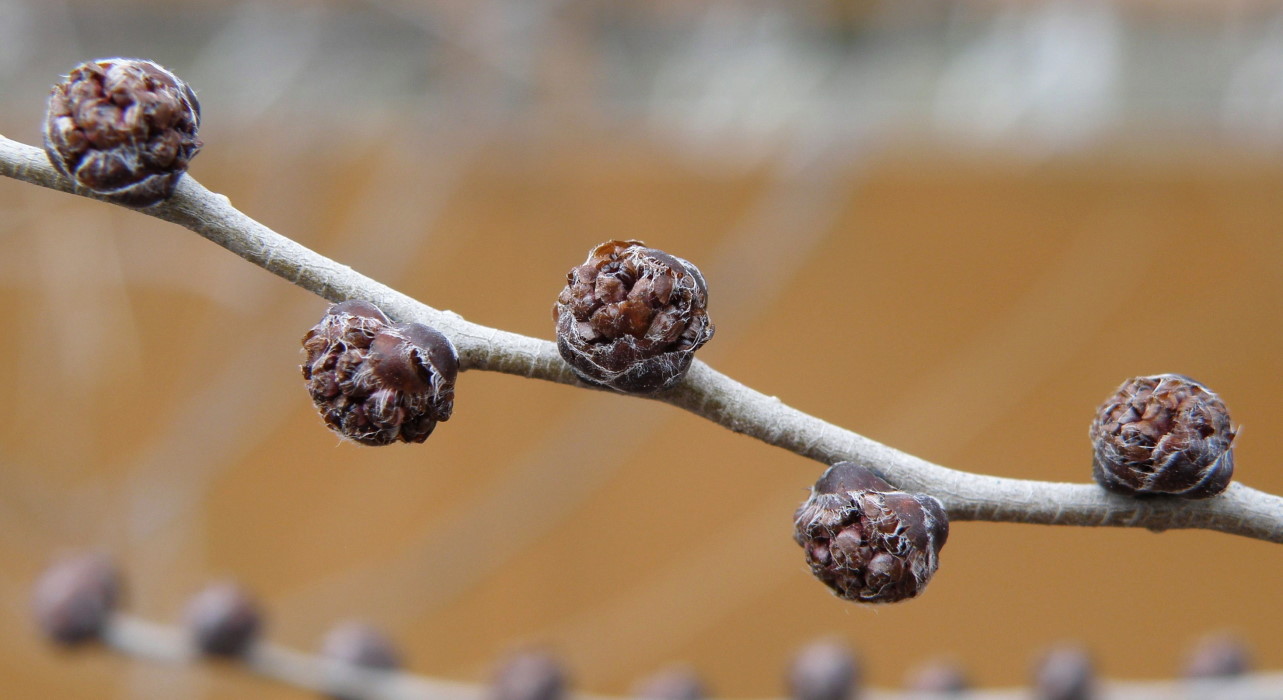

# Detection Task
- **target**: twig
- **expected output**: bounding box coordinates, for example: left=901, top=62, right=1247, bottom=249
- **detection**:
left=3, top=134, right=1282, bottom=543
left=98, top=611, right=1283, bottom=700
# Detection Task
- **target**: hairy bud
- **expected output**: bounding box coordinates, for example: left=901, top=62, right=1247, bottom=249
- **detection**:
left=1090, top=374, right=1235, bottom=498
left=491, top=650, right=567, bottom=700
left=185, top=581, right=263, bottom=657
left=32, top=552, right=121, bottom=646
left=554, top=240, right=713, bottom=393
left=302, top=300, right=458, bottom=446
left=787, top=639, right=859, bottom=700
left=794, top=462, right=948, bottom=604
left=44, top=58, right=202, bottom=207
left=1033, top=646, right=1095, bottom=700
left=633, top=667, right=707, bottom=700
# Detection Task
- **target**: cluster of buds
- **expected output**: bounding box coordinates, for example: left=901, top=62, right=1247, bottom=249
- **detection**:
left=554, top=240, right=713, bottom=394
left=44, top=58, right=202, bottom=207
left=794, top=462, right=949, bottom=604
left=302, top=300, right=458, bottom=446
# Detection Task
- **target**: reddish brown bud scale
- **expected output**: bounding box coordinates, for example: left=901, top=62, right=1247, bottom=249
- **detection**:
left=1090, top=374, right=1235, bottom=499
left=185, top=581, right=263, bottom=658
left=32, top=552, right=122, bottom=646
left=794, top=462, right=948, bottom=604
left=44, top=58, right=202, bottom=207
left=554, top=240, right=713, bottom=394
left=302, top=301, right=457, bottom=445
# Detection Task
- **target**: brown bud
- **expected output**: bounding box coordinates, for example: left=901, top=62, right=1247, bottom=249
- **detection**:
left=32, top=552, right=122, bottom=646
left=491, top=650, right=567, bottom=700
left=184, top=581, right=263, bottom=657
left=633, top=667, right=707, bottom=700
left=1184, top=634, right=1251, bottom=679
left=787, top=639, right=859, bottom=700
left=794, top=462, right=948, bottom=604
left=302, top=301, right=458, bottom=446
left=904, top=659, right=968, bottom=695
left=1090, top=374, right=1235, bottom=498
left=44, top=58, right=202, bottom=207
left=1033, top=646, right=1095, bottom=700
left=321, top=621, right=403, bottom=700
left=554, top=240, right=713, bottom=393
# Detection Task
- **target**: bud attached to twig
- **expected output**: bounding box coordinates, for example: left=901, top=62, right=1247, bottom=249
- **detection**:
left=44, top=58, right=202, bottom=207
left=491, top=650, right=567, bottom=700
left=32, top=552, right=121, bottom=646
left=554, top=240, right=713, bottom=393
left=787, top=639, right=859, bottom=700
left=794, top=462, right=948, bottom=604
left=185, top=581, right=263, bottom=657
left=302, top=300, right=458, bottom=446
left=321, top=621, right=403, bottom=700
left=1033, top=645, right=1095, bottom=700
left=1090, top=374, right=1235, bottom=499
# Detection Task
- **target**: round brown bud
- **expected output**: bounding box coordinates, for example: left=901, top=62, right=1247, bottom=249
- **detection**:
left=904, top=659, right=968, bottom=695
left=32, top=552, right=122, bottom=646
left=787, top=639, right=859, bottom=700
left=44, top=58, right=202, bottom=207
left=633, top=667, right=707, bottom=700
left=794, top=462, right=948, bottom=604
left=491, top=650, right=567, bottom=700
left=302, top=301, right=458, bottom=446
left=554, top=240, right=713, bottom=394
left=1090, top=374, right=1235, bottom=499
left=1184, top=634, right=1251, bottom=680
left=1033, top=646, right=1095, bottom=700
left=321, top=621, right=402, bottom=700
left=184, top=581, right=263, bottom=657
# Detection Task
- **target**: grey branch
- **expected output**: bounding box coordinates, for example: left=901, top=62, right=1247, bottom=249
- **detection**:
left=100, top=611, right=1283, bottom=700
left=3, top=134, right=1282, bottom=543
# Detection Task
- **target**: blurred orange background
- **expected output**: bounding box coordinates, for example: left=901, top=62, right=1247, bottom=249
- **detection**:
left=2, top=1, right=1283, bottom=697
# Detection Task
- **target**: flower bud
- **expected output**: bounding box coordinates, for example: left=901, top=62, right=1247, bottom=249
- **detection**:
left=185, top=581, right=263, bottom=657
left=1090, top=374, right=1235, bottom=498
left=554, top=240, right=713, bottom=394
left=787, top=639, right=859, bottom=700
left=491, top=650, right=567, bottom=700
left=302, top=301, right=458, bottom=445
left=32, top=552, right=121, bottom=646
left=794, top=462, right=948, bottom=604
left=44, top=58, right=202, bottom=207
left=1033, top=646, right=1095, bottom=700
